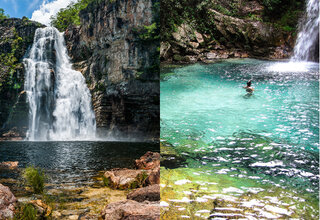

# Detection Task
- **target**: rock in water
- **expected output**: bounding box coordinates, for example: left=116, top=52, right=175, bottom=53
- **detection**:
left=0, top=184, right=17, bottom=219
left=101, top=200, right=160, bottom=220
left=135, top=151, right=160, bottom=170
left=127, top=184, right=160, bottom=202
left=104, top=169, right=151, bottom=189
left=0, top=161, right=18, bottom=169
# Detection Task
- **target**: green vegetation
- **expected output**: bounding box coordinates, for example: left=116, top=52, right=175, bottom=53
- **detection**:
left=0, top=8, right=9, bottom=20
left=161, top=0, right=216, bottom=42
left=161, top=0, right=303, bottom=42
left=14, top=204, right=37, bottom=220
left=50, top=0, right=94, bottom=31
left=0, top=27, right=24, bottom=90
left=23, top=166, right=46, bottom=194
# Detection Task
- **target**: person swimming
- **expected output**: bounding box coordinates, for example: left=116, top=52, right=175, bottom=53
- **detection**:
left=243, top=80, right=254, bottom=93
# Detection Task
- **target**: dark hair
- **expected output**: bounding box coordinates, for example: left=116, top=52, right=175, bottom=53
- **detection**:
left=247, top=80, right=252, bottom=87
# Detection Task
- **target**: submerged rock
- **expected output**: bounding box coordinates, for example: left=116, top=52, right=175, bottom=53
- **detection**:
left=0, top=161, right=18, bottom=169
left=104, top=168, right=151, bottom=189
left=0, top=183, right=17, bottom=219
left=101, top=200, right=160, bottom=220
left=127, top=184, right=160, bottom=202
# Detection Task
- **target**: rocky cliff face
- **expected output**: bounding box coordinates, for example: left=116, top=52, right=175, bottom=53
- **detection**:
left=161, top=0, right=302, bottom=63
left=65, top=0, right=159, bottom=140
left=0, top=18, right=44, bottom=138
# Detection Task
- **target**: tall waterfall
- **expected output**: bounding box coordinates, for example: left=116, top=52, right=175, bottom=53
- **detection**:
left=24, top=27, right=96, bottom=141
left=291, top=0, right=319, bottom=62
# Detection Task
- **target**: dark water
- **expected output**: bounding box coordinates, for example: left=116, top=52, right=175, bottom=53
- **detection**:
left=0, top=141, right=159, bottom=185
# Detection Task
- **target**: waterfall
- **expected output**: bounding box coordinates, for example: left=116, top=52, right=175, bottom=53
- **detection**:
left=24, top=27, right=96, bottom=141
left=291, top=0, right=319, bottom=62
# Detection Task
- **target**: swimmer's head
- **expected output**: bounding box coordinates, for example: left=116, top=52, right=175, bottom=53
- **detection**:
left=247, top=80, right=252, bottom=87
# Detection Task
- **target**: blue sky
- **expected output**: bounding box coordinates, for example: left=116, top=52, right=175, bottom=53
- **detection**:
left=0, top=0, right=76, bottom=25
left=0, top=0, right=42, bottom=18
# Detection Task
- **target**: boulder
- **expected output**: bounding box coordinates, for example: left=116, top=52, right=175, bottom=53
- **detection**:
left=0, top=183, right=17, bottom=219
left=101, top=200, right=160, bottom=220
left=127, top=184, right=160, bottom=202
left=103, top=169, right=151, bottom=189
left=135, top=151, right=160, bottom=170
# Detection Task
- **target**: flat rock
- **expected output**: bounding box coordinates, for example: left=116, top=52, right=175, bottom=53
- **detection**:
left=104, top=168, right=151, bottom=189
left=127, top=184, right=160, bottom=202
left=101, top=200, right=160, bottom=220
left=0, top=183, right=17, bottom=219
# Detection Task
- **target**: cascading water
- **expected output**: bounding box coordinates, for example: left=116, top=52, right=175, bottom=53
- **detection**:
left=291, top=0, right=319, bottom=62
left=24, top=27, right=96, bottom=141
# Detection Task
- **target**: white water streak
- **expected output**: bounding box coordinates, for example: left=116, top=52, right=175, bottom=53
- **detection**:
left=292, top=0, right=319, bottom=61
left=24, top=27, right=96, bottom=141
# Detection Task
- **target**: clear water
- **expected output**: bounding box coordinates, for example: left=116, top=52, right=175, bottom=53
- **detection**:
left=24, top=27, right=96, bottom=141
left=160, top=59, right=319, bottom=219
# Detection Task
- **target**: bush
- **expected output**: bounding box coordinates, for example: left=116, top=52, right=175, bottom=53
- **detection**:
left=50, top=0, right=94, bottom=32
left=23, top=166, right=45, bottom=194
left=14, top=203, right=37, bottom=220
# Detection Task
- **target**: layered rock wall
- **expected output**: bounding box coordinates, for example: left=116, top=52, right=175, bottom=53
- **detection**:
left=65, top=0, right=159, bottom=140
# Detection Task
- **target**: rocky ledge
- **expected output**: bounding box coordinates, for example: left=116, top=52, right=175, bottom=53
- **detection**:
left=161, top=0, right=301, bottom=63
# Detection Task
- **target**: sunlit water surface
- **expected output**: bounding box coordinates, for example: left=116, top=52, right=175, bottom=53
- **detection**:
left=160, top=59, right=319, bottom=219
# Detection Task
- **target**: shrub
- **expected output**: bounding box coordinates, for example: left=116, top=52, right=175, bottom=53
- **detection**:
left=14, top=203, right=37, bottom=220
left=23, top=166, right=45, bottom=194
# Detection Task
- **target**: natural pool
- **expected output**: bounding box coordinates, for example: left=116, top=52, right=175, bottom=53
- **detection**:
left=160, top=59, right=319, bottom=219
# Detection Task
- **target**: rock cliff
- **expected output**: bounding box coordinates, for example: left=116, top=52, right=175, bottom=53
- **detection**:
left=161, top=0, right=303, bottom=63
left=0, top=18, right=44, bottom=138
left=65, top=0, right=160, bottom=140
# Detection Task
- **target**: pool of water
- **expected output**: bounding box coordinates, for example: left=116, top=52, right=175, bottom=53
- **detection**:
left=0, top=141, right=159, bottom=186
left=160, top=59, right=319, bottom=219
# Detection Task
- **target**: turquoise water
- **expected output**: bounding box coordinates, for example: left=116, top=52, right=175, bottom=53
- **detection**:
left=160, top=59, right=319, bottom=219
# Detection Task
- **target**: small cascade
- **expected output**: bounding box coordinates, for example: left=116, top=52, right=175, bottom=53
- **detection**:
left=291, top=0, right=319, bottom=62
left=24, top=27, right=96, bottom=141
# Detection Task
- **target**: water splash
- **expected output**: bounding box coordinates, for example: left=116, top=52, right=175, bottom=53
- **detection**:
left=291, top=0, right=319, bottom=62
left=24, top=27, right=96, bottom=141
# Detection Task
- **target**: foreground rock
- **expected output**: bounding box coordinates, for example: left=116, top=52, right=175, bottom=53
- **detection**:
left=127, top=184, right=160, bottom=202
left=0, top=183, right=17, bottom=219
left=29, top=200, right=52, bottom=218
left=101, top=200, right=160, bottom=220
left=104, top=169, right=151, bottom=189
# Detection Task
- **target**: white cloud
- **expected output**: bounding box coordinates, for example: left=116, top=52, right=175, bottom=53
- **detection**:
left=31, top=0, right=78, bottom=26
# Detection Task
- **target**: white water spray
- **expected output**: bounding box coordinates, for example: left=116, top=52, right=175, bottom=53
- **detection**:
left=24, top=27, right=96, bottom=141
left=291, top=0, right=319, bottom=61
